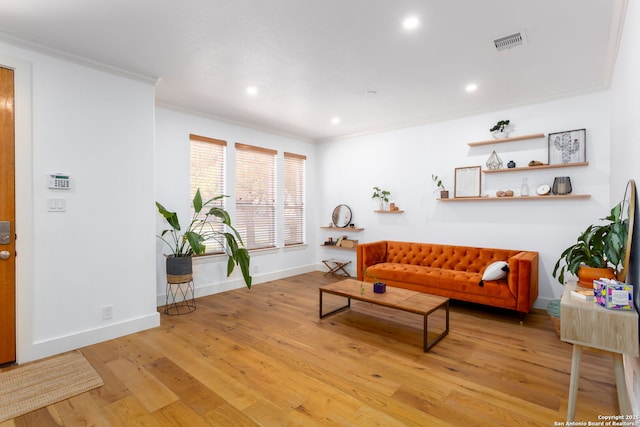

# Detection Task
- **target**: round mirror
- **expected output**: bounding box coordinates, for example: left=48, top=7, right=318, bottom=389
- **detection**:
left=619, top=179, right=636, bottom=283
left=332, top=204, right=352, bottom=228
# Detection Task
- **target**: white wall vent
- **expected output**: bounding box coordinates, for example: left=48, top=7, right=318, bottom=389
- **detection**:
left=494, top=32, right=524, bottom=51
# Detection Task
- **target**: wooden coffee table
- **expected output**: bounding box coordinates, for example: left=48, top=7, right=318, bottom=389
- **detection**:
left=319, top=279, right=449, bottom=352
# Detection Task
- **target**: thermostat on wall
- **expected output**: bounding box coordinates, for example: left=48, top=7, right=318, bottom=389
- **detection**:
left=48, top=173, right=71, bottom=190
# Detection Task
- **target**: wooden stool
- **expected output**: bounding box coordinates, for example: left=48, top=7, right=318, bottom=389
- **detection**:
left=322, top=259, right=351, bottom=277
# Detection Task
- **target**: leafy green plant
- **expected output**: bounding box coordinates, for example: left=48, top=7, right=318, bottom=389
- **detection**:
left=156, top=189, right=252, bottom=288
left=490, top=120, right=511, bottom=132
left=363, top=268, right=382, bottom=284
left=432, top=174, right=445, bottom=191
left=371, top=186, right=391, bottom=203
left=552, top=202, right=628, bottom=285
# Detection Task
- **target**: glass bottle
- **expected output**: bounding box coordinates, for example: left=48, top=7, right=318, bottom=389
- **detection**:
left=521, top=177, right=530, bottom=196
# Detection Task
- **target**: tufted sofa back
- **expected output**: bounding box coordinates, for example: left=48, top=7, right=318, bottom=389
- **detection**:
left=385, top=241, right=520, bottom=273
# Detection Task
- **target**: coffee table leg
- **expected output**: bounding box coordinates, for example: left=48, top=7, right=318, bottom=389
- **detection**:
left=319, top=290, right=351, bottom=319
left=424, top=313, right=428, bottom=352
left=423, top=300, right=449, bottom=352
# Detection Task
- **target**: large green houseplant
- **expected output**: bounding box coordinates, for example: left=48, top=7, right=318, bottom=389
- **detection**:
left=552, top=202, right=627, bottom=286
left=156, top=189, right=252, bottom=288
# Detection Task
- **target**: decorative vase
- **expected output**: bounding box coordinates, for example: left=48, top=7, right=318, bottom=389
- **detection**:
left=577, top=265, right=615, bottom=288
left=440, top=190, right=449, bottom=199
left=521, top=177, right=529, bottom=196
left=491, top=125, right=513, bottom=139
left=492, top=131, right=508, bottom=139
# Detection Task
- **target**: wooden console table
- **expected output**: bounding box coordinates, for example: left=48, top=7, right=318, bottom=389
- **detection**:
left=560, top=283, right=638, bottom=421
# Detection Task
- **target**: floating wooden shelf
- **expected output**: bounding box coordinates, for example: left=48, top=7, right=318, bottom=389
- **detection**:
left=320, top=245, right=356, bottom=251
left=320, top=227, right=364, bottom=231
left=374, top=210, right=405, bottom=213
left=468, top=133, right=546, bottom=147
left=483, top=162, right=589, bottom=173
left=439, top=194, right=591, bottom=201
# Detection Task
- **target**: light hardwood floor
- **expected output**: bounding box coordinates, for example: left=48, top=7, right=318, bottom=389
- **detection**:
left=3, top=272, right=621, bottom=426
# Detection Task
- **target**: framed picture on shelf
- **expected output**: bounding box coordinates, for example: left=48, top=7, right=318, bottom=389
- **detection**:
left=548, top=129, right=586, bottom=165
left=454, top=166, right=481, bottom=198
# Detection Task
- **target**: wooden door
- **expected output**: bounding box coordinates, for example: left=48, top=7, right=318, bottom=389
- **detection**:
left=0, top=67, right=15, bottom=365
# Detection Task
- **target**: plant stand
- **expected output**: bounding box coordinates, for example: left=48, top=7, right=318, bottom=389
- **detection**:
left=164, top=274, right=196, bottom=315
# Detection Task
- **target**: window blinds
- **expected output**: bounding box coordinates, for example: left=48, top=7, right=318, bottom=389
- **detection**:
left=235, top=143, right=277, bottom=250
left=190, top=134, right=226, bottom=253
left=284, top=152, right=306, bottom=246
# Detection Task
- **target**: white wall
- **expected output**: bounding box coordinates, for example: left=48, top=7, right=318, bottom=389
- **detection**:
left=0, top=41, right=159, bottom=363
left=610, top=0, right=640, bottom=415
left=154, top=107, right=319, bottom=301
left=317, top=92, right=612, bottom=309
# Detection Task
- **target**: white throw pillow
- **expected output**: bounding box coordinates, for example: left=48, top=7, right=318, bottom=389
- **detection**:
left=482, top=261, right=509, bottom=281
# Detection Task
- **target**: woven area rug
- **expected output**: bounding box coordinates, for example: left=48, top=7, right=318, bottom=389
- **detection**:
left=0, top=350, right=103, bottom=422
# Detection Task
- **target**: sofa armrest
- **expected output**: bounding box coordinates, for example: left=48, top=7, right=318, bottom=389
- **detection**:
left=508, top=251, right=539, bottom=313
left=356, top=241, right=388, bottom=280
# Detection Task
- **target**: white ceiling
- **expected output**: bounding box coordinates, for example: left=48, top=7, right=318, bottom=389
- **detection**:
left=0, top=0, right=627, bottom=141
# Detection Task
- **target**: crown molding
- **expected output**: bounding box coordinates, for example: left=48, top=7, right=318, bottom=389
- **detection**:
left=155, top=102, right=316, bottom=143
left=0, top=30, right=159, bottom=86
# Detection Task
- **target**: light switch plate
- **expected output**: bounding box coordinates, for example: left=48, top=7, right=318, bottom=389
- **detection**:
left=47, top=198, right=66, bottom=212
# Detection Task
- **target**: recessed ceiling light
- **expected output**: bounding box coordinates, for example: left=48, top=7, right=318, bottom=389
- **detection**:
left=331, top=117, right=341, bottom=125
left=465, top=83, right=478, bottom=93
left=364, top=90, right=377, bottom=97
left=402, top=16, right=420, bottom=30
left=246, top=86, right=258, bottom=95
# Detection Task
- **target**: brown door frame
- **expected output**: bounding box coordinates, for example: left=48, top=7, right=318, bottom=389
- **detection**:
left=1, top=56, right=34, bottom=364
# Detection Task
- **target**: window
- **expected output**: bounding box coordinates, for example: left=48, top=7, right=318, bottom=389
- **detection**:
left=284, top=152, right=306, bottom=246
left=190, top=134, right=226, bottom=253
left=235, top=143, right=276, bottom=250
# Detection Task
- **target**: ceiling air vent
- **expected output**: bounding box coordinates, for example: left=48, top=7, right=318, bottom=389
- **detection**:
left=494, top=32, right=524, bottom=51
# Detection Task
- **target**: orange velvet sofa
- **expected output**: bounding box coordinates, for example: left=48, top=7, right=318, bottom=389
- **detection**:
left=357, top=241, right=539, bottom=316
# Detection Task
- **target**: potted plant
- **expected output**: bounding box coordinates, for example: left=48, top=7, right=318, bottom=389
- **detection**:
left=371, top=186, right=391, bottom=210
left=432, top=174, right=448, bottom=199
left=363, top=268, right=386, bottom=293
left=490, top=120, right=513, bottom=138
left=156, top=188, right=252, bottom=288
left=552, top=202, right=627, bottom=287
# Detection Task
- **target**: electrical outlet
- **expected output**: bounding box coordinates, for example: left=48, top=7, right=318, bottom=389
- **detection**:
left=102, top=305, right=113, bottom=320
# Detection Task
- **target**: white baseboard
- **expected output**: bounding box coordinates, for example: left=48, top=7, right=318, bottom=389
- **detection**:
left=20, top=312, right=160, bottom=363
left=157, top=264, right=319, bottom=306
